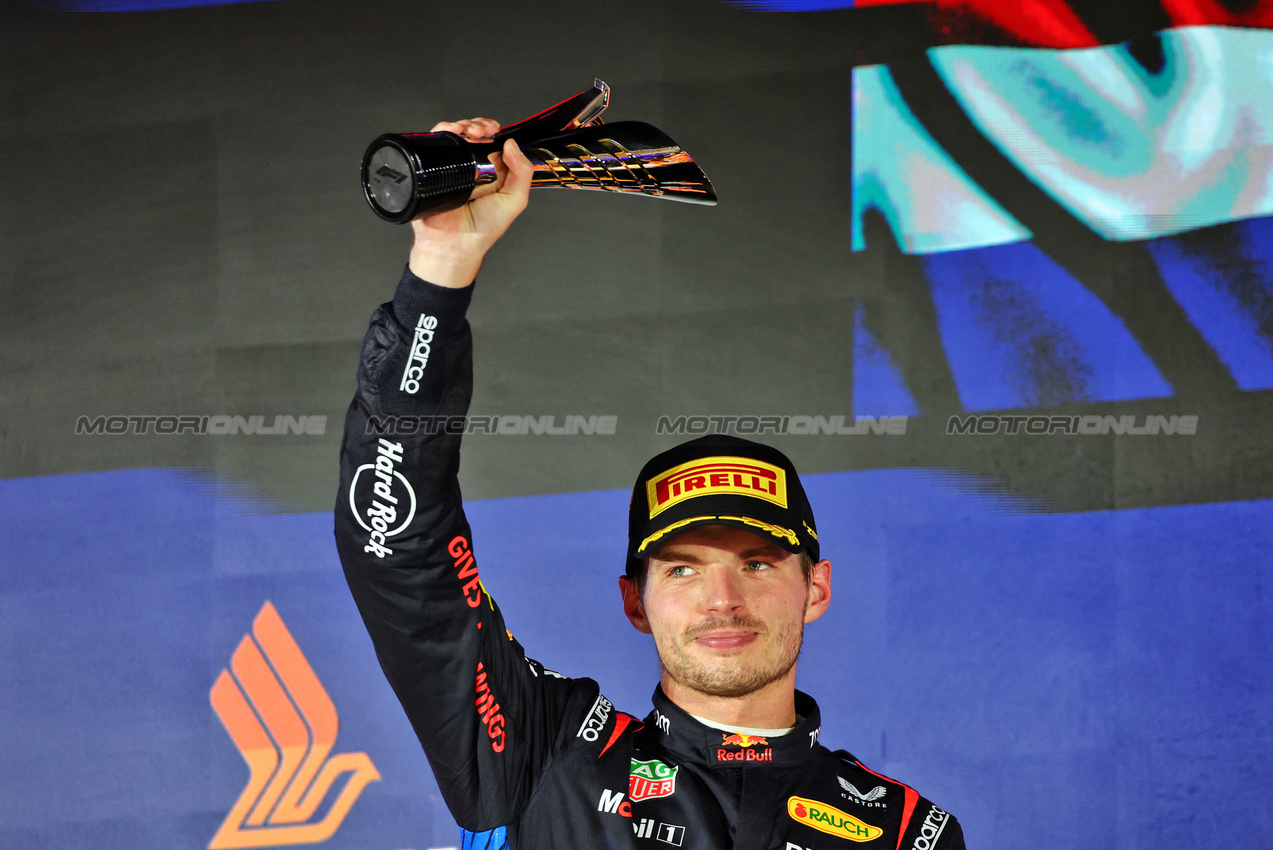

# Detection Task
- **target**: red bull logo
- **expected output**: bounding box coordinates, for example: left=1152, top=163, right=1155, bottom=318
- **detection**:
left=717, top=733, right=773, bottom=762
left=721, top=733, right=768, bottom=748
left=646, top=456, right=788, bottom=517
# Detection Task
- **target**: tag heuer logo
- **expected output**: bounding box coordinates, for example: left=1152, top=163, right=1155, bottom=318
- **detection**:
left=629, top=758, right=678, bottom=802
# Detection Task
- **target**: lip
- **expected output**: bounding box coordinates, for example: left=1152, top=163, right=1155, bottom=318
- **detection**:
left=693, top=631, right=758, bottom=651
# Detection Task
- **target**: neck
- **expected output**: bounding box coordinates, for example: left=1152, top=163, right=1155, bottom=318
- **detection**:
left=660, top=666, right=799, bottom=730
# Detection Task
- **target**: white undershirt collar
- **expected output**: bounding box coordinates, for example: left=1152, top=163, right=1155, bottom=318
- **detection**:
left=689, top=713, right=801, bottom=738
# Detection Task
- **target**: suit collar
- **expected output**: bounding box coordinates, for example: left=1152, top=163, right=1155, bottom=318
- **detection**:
left=644, top=686, right=823, bottom=768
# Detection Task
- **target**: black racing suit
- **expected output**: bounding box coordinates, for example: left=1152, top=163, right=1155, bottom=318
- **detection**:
left=335, top=269, right=966, bottom=850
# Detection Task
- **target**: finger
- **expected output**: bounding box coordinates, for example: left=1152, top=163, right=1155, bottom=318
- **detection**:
left=500, top=137, right=532, bottom=175
left=496, top=138, right=532, bottom=209
left=487, top=150, right=509, bottom=186
left=428, top=118, right=501, bottom=140
left=466, top=117, right=500, bottom=137
left=454, top=118, right=499, bottom=141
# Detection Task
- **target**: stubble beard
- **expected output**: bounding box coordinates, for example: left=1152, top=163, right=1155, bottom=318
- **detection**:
left=656, top=614, right=806, bottom=700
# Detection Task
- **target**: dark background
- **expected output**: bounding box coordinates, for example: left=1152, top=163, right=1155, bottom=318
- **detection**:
left=3, top=1, right=1272, bottom=849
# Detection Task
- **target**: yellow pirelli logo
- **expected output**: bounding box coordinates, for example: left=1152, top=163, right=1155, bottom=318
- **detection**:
left=647, top=456, right=787, bottom=518
left=787, top=797, right=883, bottom=843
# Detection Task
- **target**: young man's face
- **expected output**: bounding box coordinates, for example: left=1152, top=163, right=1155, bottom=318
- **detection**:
left=620, top=524, right=831, bottom=701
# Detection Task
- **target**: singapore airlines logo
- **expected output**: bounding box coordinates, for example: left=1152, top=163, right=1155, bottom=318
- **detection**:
left=209, top=601, right=380, bottom=848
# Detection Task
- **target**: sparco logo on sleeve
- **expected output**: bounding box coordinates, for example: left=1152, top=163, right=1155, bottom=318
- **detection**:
left=909, top=805, right=950, bottom=850
left=646, top=456, right=787, bottom=518
left=348, top=439, right=416, bottom=558
left=577, top=693, right=614, bottom=741
left=399, top=313, right=439, bottom=394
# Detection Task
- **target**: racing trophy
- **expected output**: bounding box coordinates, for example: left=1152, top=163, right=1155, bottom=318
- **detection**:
left=361, top=80, right=717, bottom=223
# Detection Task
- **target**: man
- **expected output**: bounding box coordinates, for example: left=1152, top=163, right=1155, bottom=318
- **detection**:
left=336, top=120, right=964, bottom=849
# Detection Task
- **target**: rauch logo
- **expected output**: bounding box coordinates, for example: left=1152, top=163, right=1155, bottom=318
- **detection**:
left=209, top=601, right=380, bottom=848
left=787, top=796, right=883, bottom=843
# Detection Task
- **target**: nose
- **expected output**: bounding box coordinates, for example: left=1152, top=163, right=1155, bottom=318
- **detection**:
left=699, top=566, right=745, bottom=615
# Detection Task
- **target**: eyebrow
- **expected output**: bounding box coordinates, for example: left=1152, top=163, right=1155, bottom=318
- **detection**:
left=649, top=544, right=787, bottom=564
left=648, top=550, right=709, bottom=565
left=736, top=545, right=788, bottom=560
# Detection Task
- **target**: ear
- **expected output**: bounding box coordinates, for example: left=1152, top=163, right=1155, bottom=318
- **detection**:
left=803, top=559, right=832, bottom=625
left=619, top=575, right=652, bottom=634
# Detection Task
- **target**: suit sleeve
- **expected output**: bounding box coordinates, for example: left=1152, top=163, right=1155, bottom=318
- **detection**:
left=901, top=798, right=966, bottom=850
left=335, top=267, right=600, bottom=831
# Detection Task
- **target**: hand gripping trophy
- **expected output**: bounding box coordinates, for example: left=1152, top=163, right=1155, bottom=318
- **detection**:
left=361, top=79, right=717, bottom=223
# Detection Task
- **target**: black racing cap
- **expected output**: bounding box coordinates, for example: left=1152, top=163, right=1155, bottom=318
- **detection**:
left=626, top=435, right=819, bottom=578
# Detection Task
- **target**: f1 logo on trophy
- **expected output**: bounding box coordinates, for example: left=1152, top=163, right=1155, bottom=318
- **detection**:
left=361, top=79, right=717, bottom=223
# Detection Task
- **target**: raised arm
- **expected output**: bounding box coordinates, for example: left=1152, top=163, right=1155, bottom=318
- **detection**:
left=334, top=121, right=597, bottom=831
